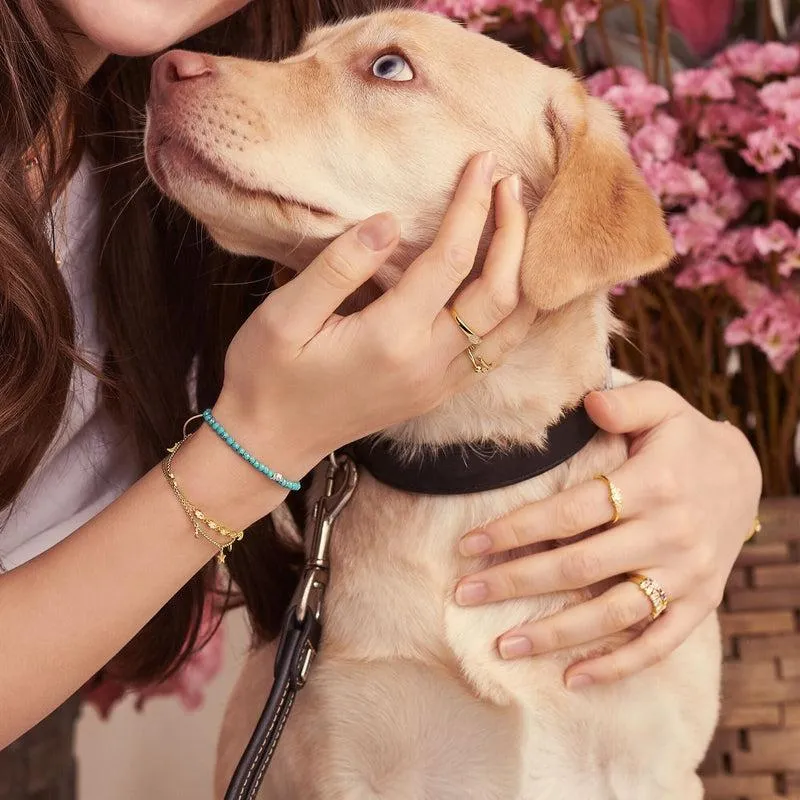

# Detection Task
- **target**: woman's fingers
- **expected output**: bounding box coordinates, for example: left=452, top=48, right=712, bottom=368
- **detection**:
left=454, top=522, right=670, bottom=604
left=495, top=578, right=661, bottom=659
left=431, top=173, right=528, bottom=356
left=268, top=211, right=400, bottom=344
left=459, top=461, right=654, bottom=556
left=563, top=602, right=701, bottom=688
left=391, top=151, right=497, bottom=321
left=445, top=303, right=535, bottom=390
left=585, top=381, right=685, bottom=435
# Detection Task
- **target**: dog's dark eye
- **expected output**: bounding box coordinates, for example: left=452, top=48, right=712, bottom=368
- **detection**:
left=371, top=54, right=413, bottom=82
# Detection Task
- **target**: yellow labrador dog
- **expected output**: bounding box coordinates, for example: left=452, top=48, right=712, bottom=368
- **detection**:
left=145, top=10, right=721, bottom=799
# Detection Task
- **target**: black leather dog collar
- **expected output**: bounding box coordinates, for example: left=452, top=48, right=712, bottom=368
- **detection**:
left=351, top=402, right=599, bottom=495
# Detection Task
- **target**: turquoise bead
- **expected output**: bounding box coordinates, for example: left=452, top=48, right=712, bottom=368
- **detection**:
left=200, top=408, right=300, bottom=492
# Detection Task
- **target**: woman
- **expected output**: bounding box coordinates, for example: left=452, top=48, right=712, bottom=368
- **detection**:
left=0, top=0, right=761, bottom=757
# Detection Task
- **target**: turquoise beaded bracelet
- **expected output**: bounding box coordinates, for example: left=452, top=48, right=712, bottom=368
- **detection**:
left=201, top=408, right=302, bottom=492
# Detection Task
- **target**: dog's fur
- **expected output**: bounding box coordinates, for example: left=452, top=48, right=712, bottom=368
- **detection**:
left=145, top=11, right=721, bottom=799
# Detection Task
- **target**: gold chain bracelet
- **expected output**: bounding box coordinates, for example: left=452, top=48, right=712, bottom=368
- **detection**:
left=161, top=437, right=244, bottom=564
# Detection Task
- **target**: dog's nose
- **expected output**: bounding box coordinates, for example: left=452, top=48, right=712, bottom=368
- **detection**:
left=150, top=50, right=214, bottom=102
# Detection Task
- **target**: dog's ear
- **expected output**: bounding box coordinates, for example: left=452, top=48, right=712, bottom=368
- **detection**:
left=520, top=83, right=674, bottom=310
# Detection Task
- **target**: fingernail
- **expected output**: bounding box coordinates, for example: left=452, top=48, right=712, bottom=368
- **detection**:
left=508, top=174, right=522, bottom=200
left=589, top=390, right=614, bottom=414
left=498, top=635, right=533, bottom=659
left=482, top=151, right=497, bottom=183
left=459, top=532, right=492, bottom=556
left=455, top=581, right=488, bottom=606
left=566, top=674, right=594, bottom=691
left=357, top=212, right=398, bottom=250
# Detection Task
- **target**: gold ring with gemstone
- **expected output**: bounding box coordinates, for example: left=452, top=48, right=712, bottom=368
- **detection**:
left=595, top=473, right=623, bottom=525
left=450, top=307, right=483, bottom=346
left=466, top=344, right=493, bottom=374
left=627, top=573, right=670, bottom=620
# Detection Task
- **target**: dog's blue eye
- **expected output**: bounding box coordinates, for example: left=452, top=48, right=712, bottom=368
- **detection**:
left=371, top=54, right=413, bottom=82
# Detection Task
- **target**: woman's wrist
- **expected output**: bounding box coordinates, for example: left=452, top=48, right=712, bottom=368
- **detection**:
left=169, top=400, right=323, bottom=532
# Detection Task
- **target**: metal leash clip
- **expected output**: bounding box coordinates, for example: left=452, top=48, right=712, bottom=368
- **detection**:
left=291, top=452, right=358, bottom=683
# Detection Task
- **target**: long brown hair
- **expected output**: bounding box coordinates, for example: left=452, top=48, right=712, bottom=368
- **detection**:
left=0, top=0, right=399, bottom=683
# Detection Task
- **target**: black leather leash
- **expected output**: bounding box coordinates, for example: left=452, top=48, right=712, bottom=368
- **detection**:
left=224, top=403, right=599, bottom=799
left=224, top=453, right=358, bottom=800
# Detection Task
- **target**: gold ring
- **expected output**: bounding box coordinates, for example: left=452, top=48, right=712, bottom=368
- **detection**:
left=595, top=473, right=623, bottom=525
left=466, top=344, right=493, bottom=374
left=627, top=573, right=669, bottom=620
left=450, top=307, right=483, bottom=346
left=745, top=517, right=761, bottom=542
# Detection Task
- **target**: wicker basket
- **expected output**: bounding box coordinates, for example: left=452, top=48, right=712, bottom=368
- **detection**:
left=700, top=497, right=800, bottom=799
left=0, top=694, right=80, bottom=800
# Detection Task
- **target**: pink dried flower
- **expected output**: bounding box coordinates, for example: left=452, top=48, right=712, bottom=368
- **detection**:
left=715, top=41, right=800, bottom=83
left=630, top=114, right=680, bottom=166
left=670, top=202, right=726, bottom=256
left=645, top=162, right=710, bottom=206
left=758, top=77, right=800, bottom=114
left=726, top=271, right=772, bottom=309
left=694, top=147, right=736, bottom=192
left=534, top=0, right=600, bottom=48
left=603, top=82, right=669, bottom=120
left=562, top=0, right=601, bottom=41
left=779, top=249, right=800, bottom=277
left=715, top=228, right=758, bottom=264
left=418, top=0, right=484, bottom=18
left=673, top=68, right=735, bottom=101
left=779, top=177, right=800, bottom=216
left=758, top=42, right=800, bottom=78
left=418, top=0, right=549, bottom=29
left=777, top=115, right=800, bottom=150
left=676, top=257, right=739, bottom=288
left=713, top=188, right=747, bottom=223
left=697, top=103, right=764, bottom=143
left=585, top=66, right=649, bottom=98
left=725, top=292, right=800, bottom=372
left=752, top=221, right=796, bottom=256
left=741, top=127, right=794, bottom=173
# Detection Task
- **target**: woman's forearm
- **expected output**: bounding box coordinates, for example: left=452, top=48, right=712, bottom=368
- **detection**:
left=0, top=423, right=309, bottom=748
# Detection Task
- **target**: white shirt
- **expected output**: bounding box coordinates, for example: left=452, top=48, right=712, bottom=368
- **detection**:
left=0, top=155, right=139, bottom=571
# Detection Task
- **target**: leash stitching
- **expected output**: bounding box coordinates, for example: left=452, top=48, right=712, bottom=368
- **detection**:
left=237, top=681, right=291, bottom=800
left=250, top=692, right=297, bottom=798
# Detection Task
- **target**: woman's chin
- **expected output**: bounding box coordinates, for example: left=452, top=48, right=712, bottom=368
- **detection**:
left=59, top=0, right=252, bottom=58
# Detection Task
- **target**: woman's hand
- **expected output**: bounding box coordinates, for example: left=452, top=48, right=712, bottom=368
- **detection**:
left=215, top=152, right=532, bottom=480
left=454, top=381, right=762, bottom=688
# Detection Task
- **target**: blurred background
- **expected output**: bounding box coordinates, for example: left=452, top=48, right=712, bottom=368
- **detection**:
left=3, top=2, right=799, bottom=800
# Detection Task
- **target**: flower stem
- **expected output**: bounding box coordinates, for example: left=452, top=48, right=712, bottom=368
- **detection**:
left=630, top=0, right=653, bottom=81
left=766, top=367, right=790, bottom=493
left=657, top=0, right=673, bottom=91
left=741, top=345, right=773, bottom=493
left=777, top=355, right=799, bottom=493
left=596, top=7, right=617, bottom=69
left=761, top=0, right=776, bottom=41
left=559, top=21, right=581, bottom=74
